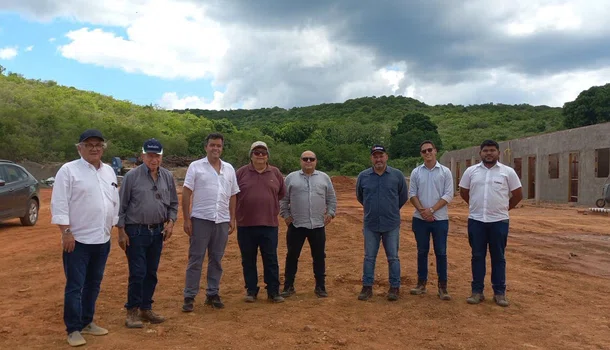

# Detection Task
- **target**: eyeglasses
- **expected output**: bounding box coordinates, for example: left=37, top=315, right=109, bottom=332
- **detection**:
left=301, top=157, right=316, bottom=162
left=420, top=148, right=434, bottom=154
left=252, top=150, right=268, bottom=156
left=152, top=185, right=161, bottom=200
left=82, top=142, right=106, bottom=150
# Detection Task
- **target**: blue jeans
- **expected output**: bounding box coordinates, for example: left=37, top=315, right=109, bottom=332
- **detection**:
left=362, top=226, right=401, bottom=288
left=237, top=226, right=280, bottom=296
left=467, top=219, right=509, bottom=295
left=63, top=240, right=110, bottom=334
left=412, top=218, right=448, bottom=282
left=124, top=224, right=164, bottom=310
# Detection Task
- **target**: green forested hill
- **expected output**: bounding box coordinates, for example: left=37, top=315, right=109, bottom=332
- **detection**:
left=1, top=71, right=566, bottom=175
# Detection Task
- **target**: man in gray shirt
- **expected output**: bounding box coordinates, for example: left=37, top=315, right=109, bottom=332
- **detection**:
left=117, top=139, right=179, bottom=328
left=408, top=140, right=454, bottom=300
left=280, top=150, right=337, bottom=298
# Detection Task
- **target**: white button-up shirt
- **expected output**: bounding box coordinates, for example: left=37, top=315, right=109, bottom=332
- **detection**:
left=183, top=157, right=240, bottom=223
left=51, top=158, right=120, bottom=244
left=409, top=161, right=454, bottom=221
left=459, top=162, right=522, bottom=223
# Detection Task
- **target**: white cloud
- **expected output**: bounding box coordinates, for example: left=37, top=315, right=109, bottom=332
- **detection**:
left=48, top=37, right=56, bottom=42
left=25, top=46, right=34, bottom=52
left=0, top=46, right=18, bottom=60
left=158, top=91, right=228, bottom=109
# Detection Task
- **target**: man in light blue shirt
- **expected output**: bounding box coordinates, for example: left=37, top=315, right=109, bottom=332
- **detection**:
left=408, top=140, right=454, bottom=300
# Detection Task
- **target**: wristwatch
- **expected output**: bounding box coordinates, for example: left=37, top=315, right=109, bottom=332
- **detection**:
left=63, top=228, right=72, bottom=234
left=429, top=208, right=435, bottom=214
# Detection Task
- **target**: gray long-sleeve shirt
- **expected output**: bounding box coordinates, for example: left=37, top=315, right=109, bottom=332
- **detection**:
left=280, top=170, right=337, bottom=229
left=408, top=162, right=454, bottom=221
left=117, top=164, right=179, bottom=226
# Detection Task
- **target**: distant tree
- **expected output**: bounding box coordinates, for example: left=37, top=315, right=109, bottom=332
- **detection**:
left=563, top=83, right=610, bottom=128
left=0, top=65, right=5, bottom=75
left=389, top=112, right=443, bottom=158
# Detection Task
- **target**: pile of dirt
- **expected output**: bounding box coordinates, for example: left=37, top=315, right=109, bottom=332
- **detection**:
left=331, top=175, right=356, bottom=191
left=162, top=155, right=198, bottom=167
left=17, top=160, right=63, bottom=181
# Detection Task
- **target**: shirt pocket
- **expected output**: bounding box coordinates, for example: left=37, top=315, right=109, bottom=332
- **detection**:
left=315, top=183, right=326, bottom=196
left=159, top=187, right=171, bottom=206
left=102, top=184, right=119, bottom=206
left=492, top=175, right=508, bottom=191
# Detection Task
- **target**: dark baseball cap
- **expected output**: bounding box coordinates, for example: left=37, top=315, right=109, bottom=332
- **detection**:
left=370, top=144, right=386, bottom=155
left=79, top=129, right=105, bottom=143
left=142, top=138, right=163, bottom=154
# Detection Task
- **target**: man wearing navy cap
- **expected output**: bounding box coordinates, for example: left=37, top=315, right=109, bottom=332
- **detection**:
left=117, top=138, right=179, bottom=328
left=51, top=129, right=120, bottom=346
left=356, top=144, right=408, bottom=301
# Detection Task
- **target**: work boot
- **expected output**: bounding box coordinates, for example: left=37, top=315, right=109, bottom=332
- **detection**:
left=387, top=287, right=400, bottom=301
left=410, top=280, right=427, bottom=295
left=139, top=309, right=166, bottom=324
left=358, top=286, right=373, bottom=301
left=244, top=290, right=258, bottom=303
left=493, top=294, right=510, bottom=307
left=466, top=293, right=486, bottom=304
left=438, top=281, right=452, bottom=301
left=280, top=285, right=296, bottom=298
left=67, top=331, right=86, bottom=347
left=81, top=322, right=108, bottom=335
left=314, top=286, right=328, bottom=298
left=182, top=297, right=194, bottom=312
left=204, top=294, right=225, bottom=309
left=125, top=308, right=143, bottom=328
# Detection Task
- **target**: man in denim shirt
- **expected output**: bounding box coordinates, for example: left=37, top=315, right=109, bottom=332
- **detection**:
left=356, top=145, right=409, bottom=301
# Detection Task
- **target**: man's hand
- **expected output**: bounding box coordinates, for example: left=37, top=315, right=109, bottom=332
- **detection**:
left=284, top=216, right=293, bottom=226
left=183, top=219, right=192, bottom=237
left=62, top=231, right=76, bottom=253
left=163, top=221, right=174, bottom=241
left=419, top=208, right=435, bottom=222
left=228, top=220, right=236, bottom=235
left=324, top=214, right=333, bottom=226
left=118, top=228, right=130, bottom=251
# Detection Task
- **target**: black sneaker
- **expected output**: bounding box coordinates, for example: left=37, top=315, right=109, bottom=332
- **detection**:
left=314, top=286, right=328, bottom=298
left=358, top=286, right=373, bottom=301
left=281, top=286, right=296, bottom=298
left=182, top=297, right=195, bottom=312
left=204, top=294, right=225, bottom=309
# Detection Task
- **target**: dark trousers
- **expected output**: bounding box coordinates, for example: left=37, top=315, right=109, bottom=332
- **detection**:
left=412, top=218, right=449, bottom=283
left=124, top=224, right=164, bottom=310
left=63, top=241, right=110, bottom=334
left=468, top=219, right=509, bottom=295
left=283, top=224, right=326, bottom=288
left=237, top=226, right=280, bottom=296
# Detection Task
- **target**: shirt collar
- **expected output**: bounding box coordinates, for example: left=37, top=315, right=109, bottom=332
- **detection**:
left=477, top=161, right=501, bottom=169
left=248, top=163, right=270, bottom=173
left=367, top=166, right=390, bottom=175
left=420, top=161, right=441, bottom=170
left=79, top=157, right=100, bottom=171
left=299, top=169, right=319, bottom=176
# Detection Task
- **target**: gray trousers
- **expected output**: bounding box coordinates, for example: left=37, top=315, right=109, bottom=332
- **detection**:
left=183, top=218, right=229, bottom=298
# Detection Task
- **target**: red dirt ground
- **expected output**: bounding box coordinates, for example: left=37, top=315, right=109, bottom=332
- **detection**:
left=1, top=180, right=609, bottom=350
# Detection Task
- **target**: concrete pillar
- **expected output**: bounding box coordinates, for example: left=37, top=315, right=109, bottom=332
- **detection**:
left=450, top=157, right=456, bottom=190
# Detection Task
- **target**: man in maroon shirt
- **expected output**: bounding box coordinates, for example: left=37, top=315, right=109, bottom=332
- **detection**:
left=236, top=141, right=286, bottom=303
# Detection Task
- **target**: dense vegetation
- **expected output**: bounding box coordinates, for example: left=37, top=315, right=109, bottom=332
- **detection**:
left=4, top=67, right=602, bottom=176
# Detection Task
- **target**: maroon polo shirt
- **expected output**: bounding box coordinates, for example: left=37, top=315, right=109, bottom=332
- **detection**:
left=236, top=163, right=286, bottom=227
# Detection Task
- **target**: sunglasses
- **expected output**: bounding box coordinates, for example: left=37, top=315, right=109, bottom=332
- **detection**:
left=301, top=157, right=316, bottom=162
left=152, top=185, right=161, bottom=200
left=420, top=148, right=434, bottom=154
left=252, top=150, right=268, bottom=156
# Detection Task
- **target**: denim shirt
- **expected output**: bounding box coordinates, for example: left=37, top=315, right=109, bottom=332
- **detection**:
left=356, top=166, right=409, bottom=232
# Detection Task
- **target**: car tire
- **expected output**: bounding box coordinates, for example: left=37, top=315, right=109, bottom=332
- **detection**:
left=20, top=199, right=39, bottom=226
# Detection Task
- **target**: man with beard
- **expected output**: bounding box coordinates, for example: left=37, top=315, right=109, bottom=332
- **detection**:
left=459, top=139, right=522, bottom=307
left=356, top=145, right=409, bottom=301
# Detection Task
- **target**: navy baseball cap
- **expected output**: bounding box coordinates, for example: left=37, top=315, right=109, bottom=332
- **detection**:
left=79, top=129, right=105, bottom=143
left=370, top=144, right=386, bottom=155
left=142, top=138, right=163, bottom=154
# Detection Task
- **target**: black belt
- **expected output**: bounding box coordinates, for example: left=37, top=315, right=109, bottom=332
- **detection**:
left=126, top=223, right=164, bottom=230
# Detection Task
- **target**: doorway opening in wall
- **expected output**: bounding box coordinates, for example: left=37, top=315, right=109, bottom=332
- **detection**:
left=569, top=152, right=579, bottom=202
left=528, top=156, right=536, bottom=199
left=514, top=158, right=522, bottom=179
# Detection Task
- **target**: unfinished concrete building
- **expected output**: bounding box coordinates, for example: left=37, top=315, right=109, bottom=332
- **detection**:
left=439, top=122, right=610, bottom=206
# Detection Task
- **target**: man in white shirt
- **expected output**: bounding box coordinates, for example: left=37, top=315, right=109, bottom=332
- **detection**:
left=181, top=133, right=240, bottom=312
left=51, top=129, right=120, bottom=347
left=459, top=139, right=523, bottom=307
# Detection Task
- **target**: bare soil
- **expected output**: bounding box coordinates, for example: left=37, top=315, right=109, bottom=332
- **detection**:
left=1, top=178, right=609, bottom=350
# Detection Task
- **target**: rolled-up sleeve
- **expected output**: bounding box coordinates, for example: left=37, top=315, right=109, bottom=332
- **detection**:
left=183, top=163, right=196, bottom=191
left=50, top=166, right=71, bottom=225
left=441, top=168, right=454, bottom=203
left=408, top=168, right=418, bottom=200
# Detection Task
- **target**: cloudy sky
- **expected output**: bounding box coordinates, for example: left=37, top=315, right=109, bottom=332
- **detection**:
left=1, top=0, right=609, bottom=110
